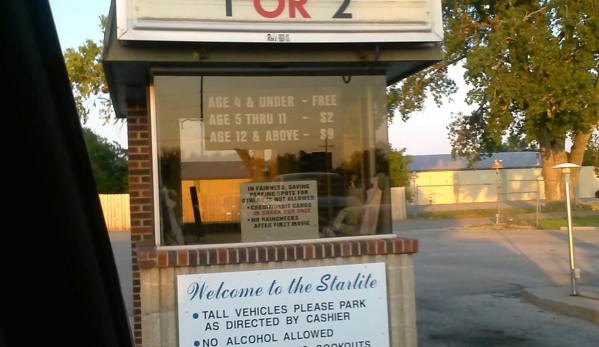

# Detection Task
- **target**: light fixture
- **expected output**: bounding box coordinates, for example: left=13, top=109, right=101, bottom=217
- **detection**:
left=552, top=162, right=581, bottom=296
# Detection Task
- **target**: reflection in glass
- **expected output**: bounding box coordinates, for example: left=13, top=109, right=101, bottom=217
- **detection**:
left=154, top=75, right=391, bottom=245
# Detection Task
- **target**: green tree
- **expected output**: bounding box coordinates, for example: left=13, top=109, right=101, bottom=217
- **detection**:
left=389, top=146, right=414, bottom=202
left=389, top=146, right=412, bottom=188
left=387, top=0, right=598, bottom=202
left=83, top=128, right=129, bottom=193
left=63, top=15, right=114, bottom=125
left=62, top=15, right=127, bottom=193
left=582, top=131, right=599, bottom=177
left=499, top=136, right=538, bottom=152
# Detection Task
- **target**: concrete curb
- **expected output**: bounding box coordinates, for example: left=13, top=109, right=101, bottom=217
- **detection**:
left=521, top=286, right=599, bottom=325
left=559, top=226, right=599, bottom=231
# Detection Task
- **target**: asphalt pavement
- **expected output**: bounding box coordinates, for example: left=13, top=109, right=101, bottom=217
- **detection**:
left=394, top=218, right=598, bottom=347
left=393, top=217, right=599, bottom=327
left=109, top=218, right=599, bottom=346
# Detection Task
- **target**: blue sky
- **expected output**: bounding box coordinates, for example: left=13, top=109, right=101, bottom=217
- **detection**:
left=47, top=0, right=459, bottom=155
left=49, top=0, right=110, bottom=50
left=48, top=0, right=128, bottom=147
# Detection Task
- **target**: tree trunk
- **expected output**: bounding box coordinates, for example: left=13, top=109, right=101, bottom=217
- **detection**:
left=268, top=149, right=278, bottom=180
left=538, top=125, right=594, bottom=203
left=540, top=152, right=561, bottom=202
left=235, top=149, right=279, bottom=182
left=538, top=128, right=567, bottom=202
left=568, top=126, right=594, bottom=197
left=236, top=149, right=267, bottom=182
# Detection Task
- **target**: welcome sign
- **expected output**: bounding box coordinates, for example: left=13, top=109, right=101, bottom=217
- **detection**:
left=177, top=263, right=390, bottom=347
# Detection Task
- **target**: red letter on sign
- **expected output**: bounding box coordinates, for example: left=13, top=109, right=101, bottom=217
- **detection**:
left=254, top=0, right=285, bottom=18
left=289, top=0, right=310, bottom=18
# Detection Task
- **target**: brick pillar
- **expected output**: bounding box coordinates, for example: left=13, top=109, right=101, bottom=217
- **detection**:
left=126, top=103, right=152, bottom=347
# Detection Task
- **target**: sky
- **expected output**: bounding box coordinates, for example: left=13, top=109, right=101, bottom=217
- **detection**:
left=48, top=0, right=466, bottom=155
left=49, top=0, right=128, bottom=148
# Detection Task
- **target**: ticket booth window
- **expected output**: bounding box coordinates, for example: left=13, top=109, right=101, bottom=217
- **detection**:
left=153, top=75, right=392, bottom=246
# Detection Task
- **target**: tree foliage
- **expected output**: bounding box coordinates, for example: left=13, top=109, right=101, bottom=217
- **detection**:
left=62, top=15, right=128, bottom=193
left=389, top=146, right=414, bottom=201
left=583, top=131, right=599, bottom=177
left=389, top=146, right=412, bottom=188
left=387, top=0, right=599, bottom=202
left=63, top=15, right=114, bottom=125
left=83, top=128, right=129, bottom=193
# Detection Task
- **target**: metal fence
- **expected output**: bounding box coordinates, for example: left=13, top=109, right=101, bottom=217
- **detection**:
left=410, top=167, right=598, bottom=207
left=409, top=176, right=598, bottom=224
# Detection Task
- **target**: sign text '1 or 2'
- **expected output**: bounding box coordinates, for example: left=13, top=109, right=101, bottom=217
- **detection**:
left=224, top=0, right=353, bottom=19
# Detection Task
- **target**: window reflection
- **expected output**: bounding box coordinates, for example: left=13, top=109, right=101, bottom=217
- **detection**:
left=154, top=75, right=391, bottom=245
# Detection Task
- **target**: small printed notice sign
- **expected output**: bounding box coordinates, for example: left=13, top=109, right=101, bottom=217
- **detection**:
left=177, top=263, right=390, bottom=347
left=240, top=181, right=319, bottom=242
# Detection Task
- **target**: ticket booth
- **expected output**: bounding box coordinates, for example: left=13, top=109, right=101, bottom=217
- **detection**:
left=102, top=1, right=442, bottom=346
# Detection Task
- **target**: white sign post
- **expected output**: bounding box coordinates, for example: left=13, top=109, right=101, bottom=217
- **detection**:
left=177, top=263, right=390, bottom=347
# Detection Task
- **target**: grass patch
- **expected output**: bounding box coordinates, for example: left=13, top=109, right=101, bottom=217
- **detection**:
left=410, top=207, right=531, bottom=220
left=408, top=205, right=598, bottom=231
left=508, top=215, right=599, bottom=230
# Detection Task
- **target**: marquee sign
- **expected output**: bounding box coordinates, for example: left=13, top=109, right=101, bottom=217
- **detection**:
left=116, top=0, right=443, bottom=43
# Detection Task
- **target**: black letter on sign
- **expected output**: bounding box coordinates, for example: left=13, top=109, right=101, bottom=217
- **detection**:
left=333, top=0, right=352, bottom=18
left=226, top=0, right=232, bottom=16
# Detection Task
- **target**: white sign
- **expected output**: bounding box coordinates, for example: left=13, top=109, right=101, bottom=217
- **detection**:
left=116, top=0, right=443, bottom=43
left=203, top=84, right=342, bottom=151
left=177, top=263, right=390, bottom=347
left=240, top=181, right=319, bottom=242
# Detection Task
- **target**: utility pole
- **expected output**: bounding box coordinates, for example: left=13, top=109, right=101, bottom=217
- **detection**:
left=411, top=172, right=418, bottom=219
left=491, top=159, right=504, bottom=224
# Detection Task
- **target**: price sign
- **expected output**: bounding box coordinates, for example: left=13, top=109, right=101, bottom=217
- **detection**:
left=203, top=84, right=342, bottom=151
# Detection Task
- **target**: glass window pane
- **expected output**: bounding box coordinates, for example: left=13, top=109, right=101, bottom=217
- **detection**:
left=154, top=75, right=391, bottom=246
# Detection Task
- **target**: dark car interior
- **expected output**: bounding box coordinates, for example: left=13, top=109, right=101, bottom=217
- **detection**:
left=1, top=1, right=134, bottom=346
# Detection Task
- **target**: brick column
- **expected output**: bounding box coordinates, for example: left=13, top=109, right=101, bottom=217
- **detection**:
left=126, top=103, right=152, bottom=347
